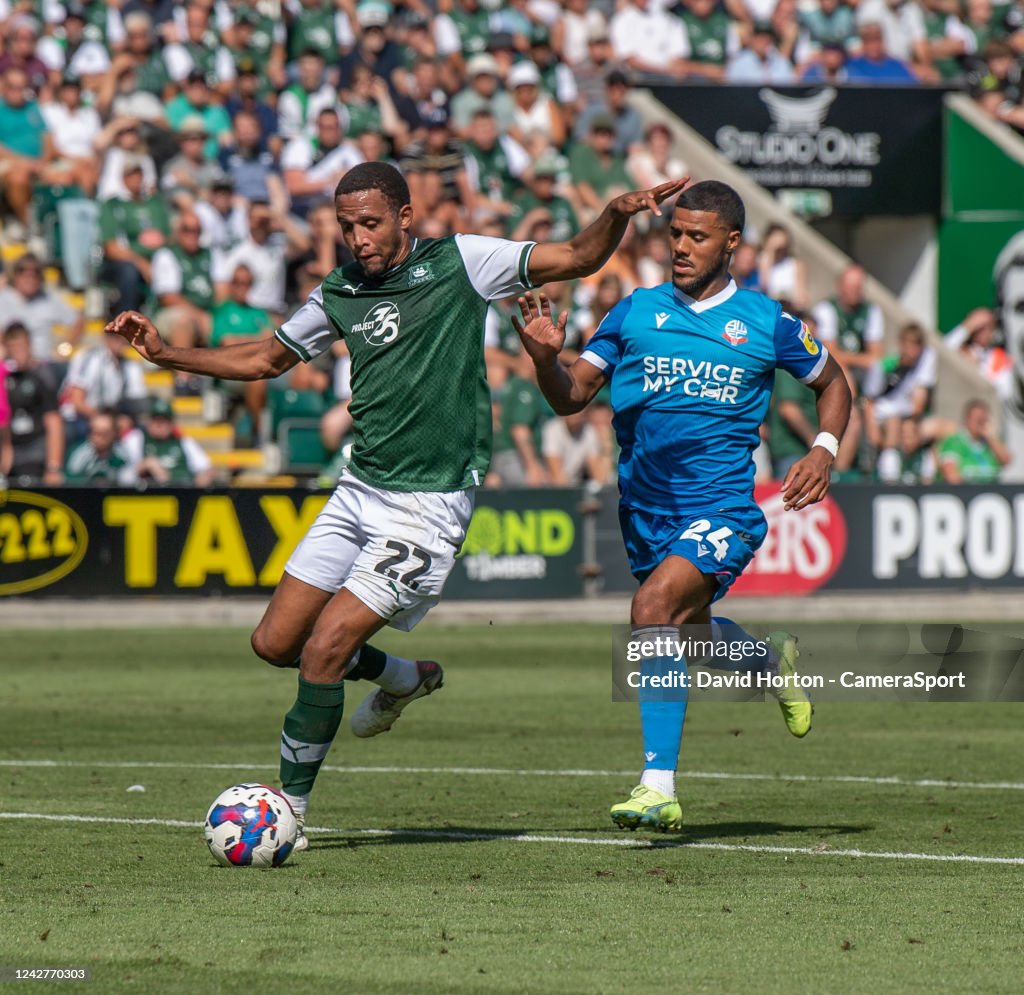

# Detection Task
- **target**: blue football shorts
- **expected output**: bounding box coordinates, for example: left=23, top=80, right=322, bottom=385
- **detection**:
left=619, top=504, right=768, bottom=602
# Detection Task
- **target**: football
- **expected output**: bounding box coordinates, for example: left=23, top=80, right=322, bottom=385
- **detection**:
left=204, top=783, right=298, bottom=868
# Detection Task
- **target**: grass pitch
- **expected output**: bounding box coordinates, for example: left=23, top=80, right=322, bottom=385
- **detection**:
left=2, top=623, right=1023, bottom=994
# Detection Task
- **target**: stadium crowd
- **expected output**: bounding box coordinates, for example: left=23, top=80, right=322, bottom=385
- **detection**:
left=0, top=0, right=1020, bottom=489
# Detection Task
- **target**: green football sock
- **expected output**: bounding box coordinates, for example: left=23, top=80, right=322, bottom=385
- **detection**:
left=279, top=676, right=345, bottom=796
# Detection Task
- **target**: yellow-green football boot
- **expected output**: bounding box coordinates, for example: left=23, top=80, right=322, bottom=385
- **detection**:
left=766, top=630, right=812, bottom=738
left=610, top=785, right=683, bottom=832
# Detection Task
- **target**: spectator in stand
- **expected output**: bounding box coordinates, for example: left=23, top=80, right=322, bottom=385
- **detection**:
left=937, top=399, right=1011, bottom=482
left=610, top=0, right=689, bottom=79
left=99, top=155, right=171, bottom=311
left=218, top=110, right=282, bottom=206
left=575, top=70, right=644, bottom=158
left=863, top=322, right=938, bottom=483
left=507, top=61, right=567, bottom=151
left=107, top=12, right=172, bottom=101
left=1, top=322, right=63, bottom=485
left=450, top=53, right=516, bottom=135
left=489, top=349, right=553, bottom=488
left=62, top=330, right=149, bottom=441
left=210, top=263, right=274, bottom=439
left=195, top=178, right=247, bottom=254
left=812, top=263, right=885, bottom=393
left=36, top=3, right=111, bottom=88
left=160, top=116, right=226, bottom=208
left=573, top=22, right=622, bottom=113
left=64, top=408, right=130, bottom=484
left=343, top=65, right=408, bottom=150
left=164, top=70, right=232, bottom=159
left=96, top=60, right=170, bottom=136
left=918, top=0, right=977, bottom=82
left=400, top=109, right=475, bottom=231
left=543, top=409, right=609, bottom=486
left=0, top=14, right=49, bottom=95
left=287, top=0, right=349, bottom=69
left=845, top=21, right=919, bottom=83
left=800, top=40, right=849, bottom=82
left=224, top=58, right=280, bottom=151
left=464, top=108, right=530, bottom=222
left=554, top=0, right=608, bottom=68
left=448, top=0, right=495, bottom=58
left=627, top=123, right=687, bottom=198
left=568, top=112, right=635, bottom=221
left=857, top=0, right=927, bottom=67
left=163, top=2, right=236, bottom=93
left=0, top=254, right=83, bottom=362
left=677, top=0, right=742, bottom=82
left=95, top=117, right=159, bottom=202
left=528, top=24, right=579, bottom=108
left=0, top=65, right=80, bottom=228
left=730, top=241, right=763, bottom=292
left=507, top=154, right=578, bottom=242
left=39, top=73, right=101, bottom=194
left=338, top=2, right=402, bottom=92
left=215, top=200, right=310, bottom=322
left=770, top=0, right=803, bottom=67
left=278, top=49, right=337, bottom=142
left=942, top=307, right=1013, bottom=399
left=967, top=40, right=1022, bottom=121
left=120, top=397, right=215, bottom=487
left=727, top=22, right=797, bottom=83
left=151, top=210, right=215, bottom=357
left=798, top=0, right=858, bottom=65
left=758, top=223, right=808, bottom=311
left=224, top=6, right=287, bottom=94
left=282, top=107, right=363, bottom=220
left=287, top=201, right=354, bottom=285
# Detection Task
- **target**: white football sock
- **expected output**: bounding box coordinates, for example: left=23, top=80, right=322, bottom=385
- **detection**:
left=376, top=654, right=420, bottom=696
left=281, top=790, right=308, bottom=820
left=640, top=768, right=676, bottom=798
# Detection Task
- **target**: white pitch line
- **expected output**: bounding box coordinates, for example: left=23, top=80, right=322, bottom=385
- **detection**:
left=2, top=759, right=1024, bottom=792
left=1, top=811, right=1022, bottom=866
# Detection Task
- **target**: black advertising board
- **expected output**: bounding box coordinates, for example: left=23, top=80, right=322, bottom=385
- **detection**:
left=649, top=84, right=947, bottom=216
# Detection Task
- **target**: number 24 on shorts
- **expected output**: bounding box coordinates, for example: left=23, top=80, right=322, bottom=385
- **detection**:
left=680, top=520, right=733, bottom=563
left=373, top=540, right=434, bottom=590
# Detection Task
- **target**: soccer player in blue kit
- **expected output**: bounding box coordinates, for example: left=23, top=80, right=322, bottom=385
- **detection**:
left=512, top=181, right=853, bottom=831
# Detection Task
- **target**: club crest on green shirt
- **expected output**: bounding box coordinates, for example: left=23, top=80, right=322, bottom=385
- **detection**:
left=407, top=262, right=435, bottom=287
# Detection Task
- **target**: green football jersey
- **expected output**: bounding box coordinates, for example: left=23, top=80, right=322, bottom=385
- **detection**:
left=274, top=234, right=537, bottom=492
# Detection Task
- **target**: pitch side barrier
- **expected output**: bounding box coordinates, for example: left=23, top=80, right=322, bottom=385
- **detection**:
left=0, top=484, right=1022, bottom=598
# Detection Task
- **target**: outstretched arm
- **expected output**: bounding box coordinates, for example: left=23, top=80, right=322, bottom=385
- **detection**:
left=780, top=354, right=852, bottom=511
left=106, top=310, right=300, bottom=382
left=511, top=293, right=607, bottom=415
left=526, top=178, right=688, bottom=285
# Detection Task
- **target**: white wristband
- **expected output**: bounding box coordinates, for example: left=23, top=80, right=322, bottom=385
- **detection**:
left=812, top=432, right=839, bottom=458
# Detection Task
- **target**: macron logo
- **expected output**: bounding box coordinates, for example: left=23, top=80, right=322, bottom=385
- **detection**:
left=655, top=312, right=670, bottom=329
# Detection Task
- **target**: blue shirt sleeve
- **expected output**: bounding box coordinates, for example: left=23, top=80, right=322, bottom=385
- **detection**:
left=774, top=308, right=829, bottom=384
left=580, top=296, right=632, bottom=377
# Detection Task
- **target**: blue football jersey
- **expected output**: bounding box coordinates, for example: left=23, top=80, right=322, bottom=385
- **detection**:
left=580, top=279, right=828, bottom=516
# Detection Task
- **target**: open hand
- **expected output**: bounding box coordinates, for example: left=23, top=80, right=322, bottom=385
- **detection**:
left=511, top=293, right=568, bottom=368
left=609, top=176, right=689, bottom=220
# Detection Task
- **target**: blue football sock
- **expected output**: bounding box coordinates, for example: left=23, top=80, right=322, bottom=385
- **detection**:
left=634, top=624, right=688, bottom=782
left=710, top=616, right=777, bottom=674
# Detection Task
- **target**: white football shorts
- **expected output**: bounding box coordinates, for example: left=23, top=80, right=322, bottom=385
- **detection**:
left=284, top=469, right=476, bottom=631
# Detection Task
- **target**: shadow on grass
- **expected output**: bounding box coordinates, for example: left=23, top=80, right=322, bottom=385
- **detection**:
left=306, top=820, right=872, bottom=850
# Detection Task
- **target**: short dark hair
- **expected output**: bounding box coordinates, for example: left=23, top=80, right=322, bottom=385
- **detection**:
left=673, top=181, right=745, bottom=233
left=335, top=162, right=411, bottom=212
left=3, top=321, right=29, bottom=342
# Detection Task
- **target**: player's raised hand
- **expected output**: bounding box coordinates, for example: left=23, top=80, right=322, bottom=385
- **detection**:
left=105, top=310, right=165, bottom=364
left=511, top=293, right=568, bottom=367
left=781, top=448, right=833, bottom=511
left=608, top=177, right=689, bottom=220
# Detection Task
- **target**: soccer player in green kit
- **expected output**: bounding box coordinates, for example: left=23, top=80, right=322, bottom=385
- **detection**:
left=108, top=162, right=685, bottom=849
